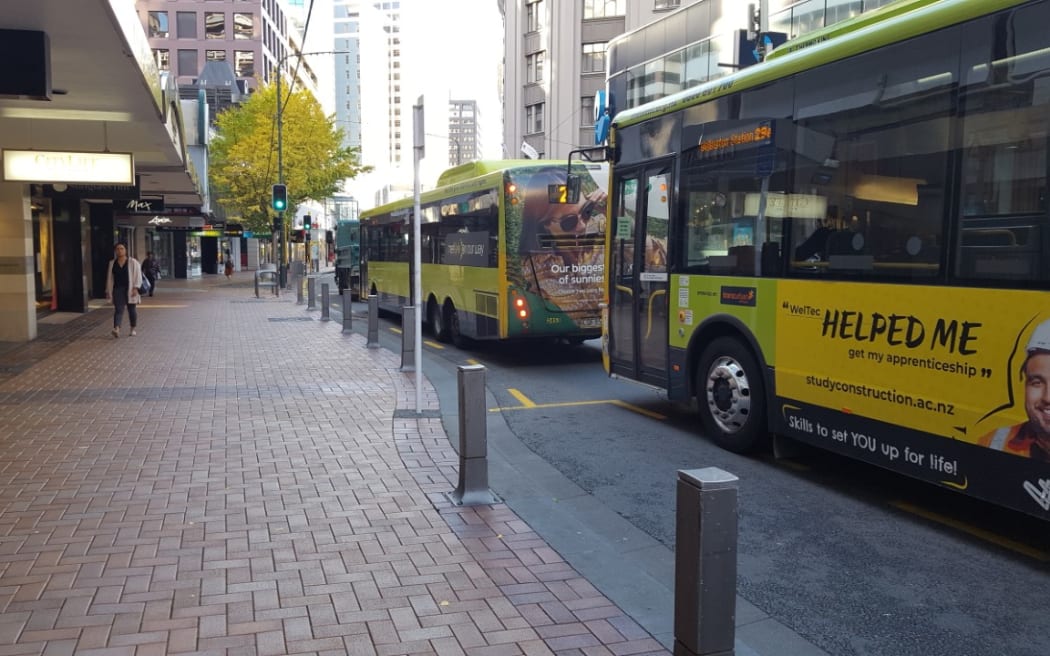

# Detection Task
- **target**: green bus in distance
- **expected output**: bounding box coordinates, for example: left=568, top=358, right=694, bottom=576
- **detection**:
left=360, top=160, right=608, bottom=346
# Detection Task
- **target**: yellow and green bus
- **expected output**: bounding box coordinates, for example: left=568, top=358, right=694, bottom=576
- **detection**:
left=360, top=160, right=608, bottom=346
left=604, top=0, right=1050, bottom=519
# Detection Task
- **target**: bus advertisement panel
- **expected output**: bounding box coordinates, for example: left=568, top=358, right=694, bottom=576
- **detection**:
left=774, top=283, right=1050, bottom=515
left=505, top=164, right=607, bottom=337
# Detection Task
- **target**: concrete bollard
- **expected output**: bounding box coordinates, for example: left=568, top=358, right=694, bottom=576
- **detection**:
left=342, top=293, right=353, bottom=333
left=400, top=306, right=416, bottom=372
left=307, top=277, right=317, bottom=310
left=674, top=467, right=739, bottom=656
left=320, top=283, right=331, bottom=321
left=447, top=365, right=500, bottom=506
left=367, top=294, right=380, bottom=348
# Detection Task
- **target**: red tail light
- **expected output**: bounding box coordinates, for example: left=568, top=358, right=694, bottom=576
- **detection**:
left=514, top=294, right=528, bottom=320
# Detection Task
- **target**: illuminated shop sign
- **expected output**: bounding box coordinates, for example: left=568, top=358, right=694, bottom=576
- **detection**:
left=2, top=149, right=134, bottom=184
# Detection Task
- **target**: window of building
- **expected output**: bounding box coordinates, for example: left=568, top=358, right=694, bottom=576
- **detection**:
left=148, top=12, right=169, bottom=39
left=526, top=51, right=545, bottom=83
left=176, top=12, right=197, bottom=39
left=205, top=12, right=226, bottom=39
left=233, top=13, right=254, bottom=39
left=526, top=103, right=544, bottom=134
left=655, top=0, right=680, bottom=8
left=583, top=0, right=625, bottom=19
left=153, top=49, right=170, bottom=71
left=234, top=50, right=254, bottom=78
left=206, top=50, right=226, bottom=62
left=177, top=49, right=197, bottom=76
left=526, top=0, right=544, bottom=32
left=582, top=42, right=607, bottom=74
left=581, top=95, right=595, bottom=127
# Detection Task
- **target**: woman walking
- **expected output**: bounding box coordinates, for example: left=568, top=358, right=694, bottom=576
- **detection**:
left=105, top=243, right=144, bottom=337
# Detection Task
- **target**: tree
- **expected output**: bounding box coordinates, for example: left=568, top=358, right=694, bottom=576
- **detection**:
left=209, top=82, right=370, bottom=233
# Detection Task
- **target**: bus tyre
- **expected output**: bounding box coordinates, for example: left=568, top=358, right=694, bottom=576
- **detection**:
left=429, top=299, right=449, bottom=342
left=696, top=337, right=767, bottom=454
left=447, top=302, right=466, bottom=348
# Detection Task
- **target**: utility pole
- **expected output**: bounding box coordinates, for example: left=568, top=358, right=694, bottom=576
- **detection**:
left=274, top=49, right=354, bottom=287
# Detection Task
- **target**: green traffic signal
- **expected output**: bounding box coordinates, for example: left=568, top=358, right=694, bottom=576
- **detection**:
left=303, top=214, right=312, bottom=231
left=271, top=184, right=287, bottom=211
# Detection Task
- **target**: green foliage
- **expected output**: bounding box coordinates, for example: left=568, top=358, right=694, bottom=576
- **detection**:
left=209, top=82, right=371, bottom=233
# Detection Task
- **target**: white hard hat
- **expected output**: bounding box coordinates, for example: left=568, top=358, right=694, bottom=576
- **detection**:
left=1026, top=319, right=1050, bottom=354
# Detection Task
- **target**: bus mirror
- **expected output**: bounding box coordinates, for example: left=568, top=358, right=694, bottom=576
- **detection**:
left=548, top=175, right=581, bottom=204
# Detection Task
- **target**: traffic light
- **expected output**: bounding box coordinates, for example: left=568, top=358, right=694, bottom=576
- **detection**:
left=303, top=214, right=312, bottom=231
left=271, top=184, right=287, bottom=212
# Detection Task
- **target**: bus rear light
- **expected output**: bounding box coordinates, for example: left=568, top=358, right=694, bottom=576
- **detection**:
left=513, top=295, right=528, bottom=320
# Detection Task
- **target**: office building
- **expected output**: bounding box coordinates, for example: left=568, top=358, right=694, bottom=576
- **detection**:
left=138, top=0, right=322, bottom=100
left=449, top=99, right=481, bottom=166
left=502, top=0, right=681, bottom=160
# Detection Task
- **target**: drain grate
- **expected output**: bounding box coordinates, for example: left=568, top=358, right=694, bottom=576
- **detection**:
left=268, top=317, right=314, bottom=322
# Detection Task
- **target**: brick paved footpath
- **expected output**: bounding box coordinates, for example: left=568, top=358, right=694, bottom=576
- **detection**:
left=0, top=276, right=668, bottom=656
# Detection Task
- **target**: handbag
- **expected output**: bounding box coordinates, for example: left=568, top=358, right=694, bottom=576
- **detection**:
left=139, top=276, right=151, bottom=295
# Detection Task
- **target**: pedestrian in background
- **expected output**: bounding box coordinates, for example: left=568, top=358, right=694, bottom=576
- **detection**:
left=141, top=251, right=160, bottom=297
left=105, top=243, right=144, bottom=338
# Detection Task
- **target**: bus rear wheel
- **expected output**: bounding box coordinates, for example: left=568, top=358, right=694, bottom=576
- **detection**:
left=447, top=302, right=467, bottom=348
left=429, top=298, right=449, bottom=342
left=696, top=337, right=767, bottom=454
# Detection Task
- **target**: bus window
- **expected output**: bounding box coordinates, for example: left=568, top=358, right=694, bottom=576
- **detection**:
left=789, top=25, right=956, bottom=279
left=679, top=161, right=791, bottom=277
left=955, top=4, right=1050, bottom=284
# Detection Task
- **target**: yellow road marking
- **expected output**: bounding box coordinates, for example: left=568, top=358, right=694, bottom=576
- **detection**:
left=777, top=459, right=811, bottom=473
left=492, top=394, right=667, bottom=420
left=890, top=500, right=1050, bottom=562
left=507, top=388, right=536, bottom=407
left=386, top=327, right=443, bottom=349
left=466, top=358, right=482, bottom=366
left=609, top=400, right=667, bottom=420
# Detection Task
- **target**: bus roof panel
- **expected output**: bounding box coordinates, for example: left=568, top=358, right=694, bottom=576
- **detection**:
left=764, top=0, right=939, bottom=61
left=612, top=0, right=1026, bottom=130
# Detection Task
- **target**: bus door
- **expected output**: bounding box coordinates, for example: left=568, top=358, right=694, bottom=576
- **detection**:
left=608, top=163, right=672, bottom=386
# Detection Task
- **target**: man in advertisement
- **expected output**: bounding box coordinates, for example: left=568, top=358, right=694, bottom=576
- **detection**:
left=980, top=318, right=1050, bottom=461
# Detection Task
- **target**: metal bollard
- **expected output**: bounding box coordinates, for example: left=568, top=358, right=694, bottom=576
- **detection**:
left=447, top=365, right=499, bottom=506
left=366, top=294, right=380, bottom=348
left=254, top=273, right=260, bottom=298
left=674, top=467, right=739, bottom=656
left=307, top=277, right=317, bottom=310
left=342, top=293, right=353, bottom=333
left=320, top=283, right=331, bottom=321
left=400, top=306, right=416, bottom=372
left=296, top=273, right=304, bottom=304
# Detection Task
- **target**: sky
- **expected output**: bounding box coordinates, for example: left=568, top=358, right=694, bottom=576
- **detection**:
left=399, top=0, right=505, bottom=174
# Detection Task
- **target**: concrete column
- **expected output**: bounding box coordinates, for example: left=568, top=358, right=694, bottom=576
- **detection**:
left=0, top=183, right=36, bottom=342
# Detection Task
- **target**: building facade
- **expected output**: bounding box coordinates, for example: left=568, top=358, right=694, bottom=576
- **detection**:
left=504, top=0, right=912, bottom=160
left=448, top=100, right=481, bottom=166
left=138, top=0, right=323, bottom=96
left=502, top=0, right=682, bottom=161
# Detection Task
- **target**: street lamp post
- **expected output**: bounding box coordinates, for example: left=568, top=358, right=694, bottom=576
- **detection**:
left=274, top=49, right=352, bottom=287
